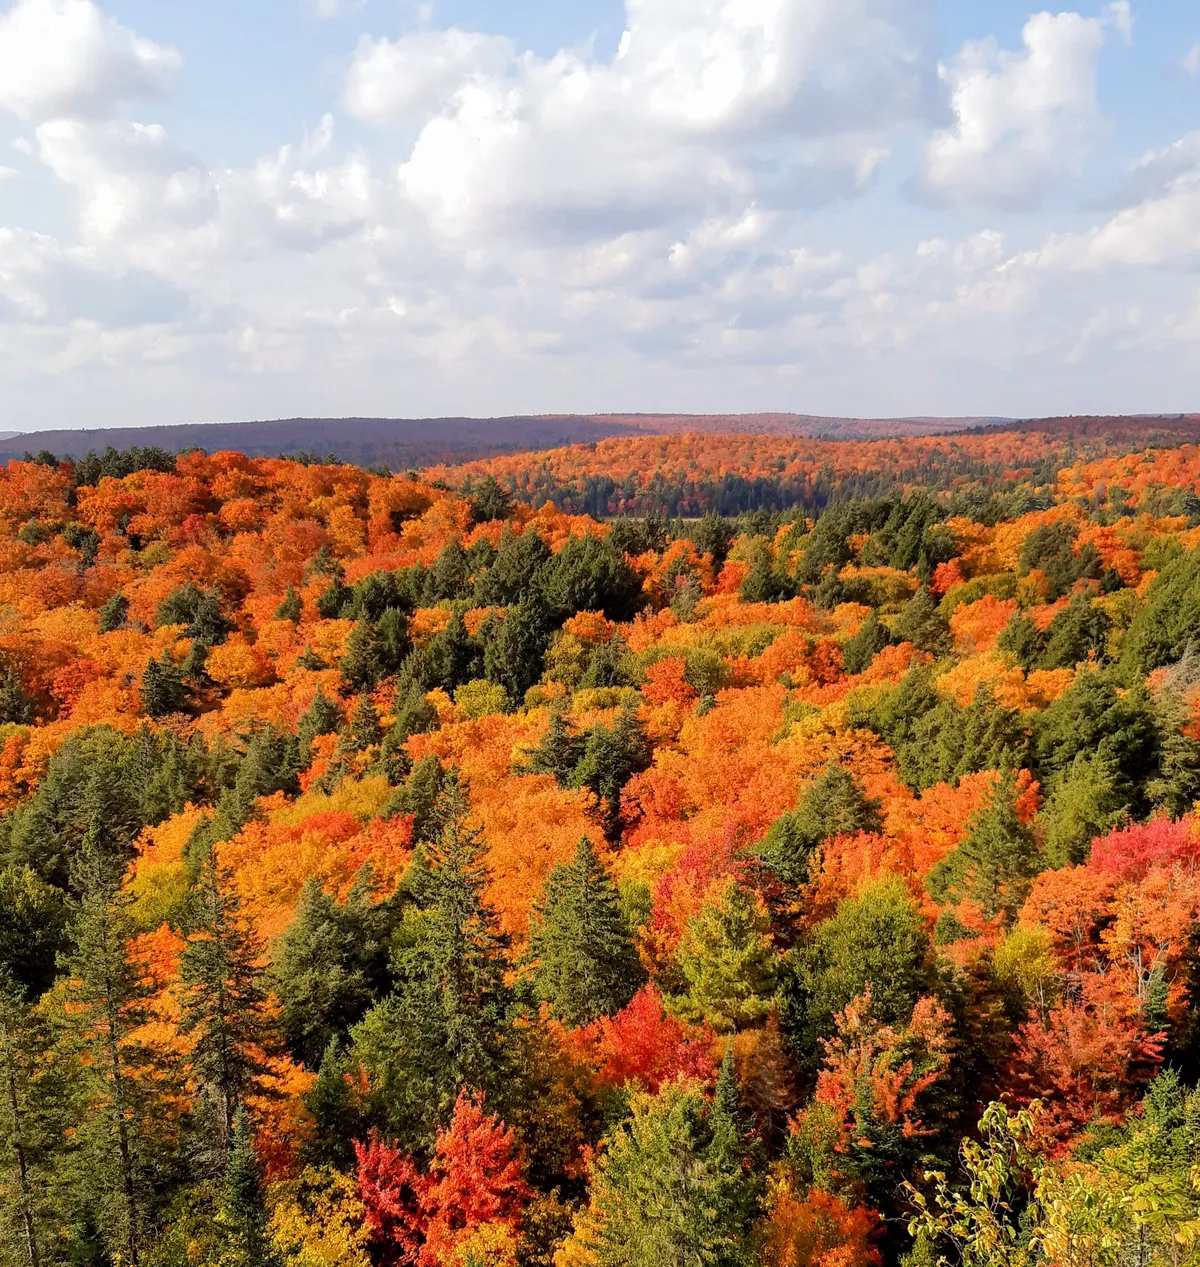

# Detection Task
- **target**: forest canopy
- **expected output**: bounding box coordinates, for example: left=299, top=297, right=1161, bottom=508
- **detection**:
left=0, top=430, right=1198, bottom=1265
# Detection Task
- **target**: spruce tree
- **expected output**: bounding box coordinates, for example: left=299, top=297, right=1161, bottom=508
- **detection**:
left=571, top=701, right=652, bottom=840
left=97, top=592, right=129, bottom=634
left=139, top=652, right=186, bottom=719
left=350, top=774, right=511, bottom=1145
left=674, top=883, right=777, bottom=1033
left=521, top=704, right=585, bottom=787
left=178, top=851, right=273, bottom=1165
left=927, top=766, right=1040, bottom=921
left=0, top=672, right=35, bottom=727
left=271, top=874, right=395, bottom=1068
left=345, top=694, right=382, bottom=752
left=297, top=687, right=342, bottom=760
left=758, top=761, right=881, bottom=893
left=483, top=596, right=552, bottom=702
left=218, top=1107, right=279, bottom=1267
left=274, top=585, right=302, bottom=623
left=529, top=837, right=643, bottom=1027
left=61, top=832, right=160, bottom=1267
left=582, top=1077, right=760, bottom=1266
left=841, top=610, right=892, bottom=675
left=894, top=587, right=952, bottom=657
left=340, top=617, right=383, bottom=693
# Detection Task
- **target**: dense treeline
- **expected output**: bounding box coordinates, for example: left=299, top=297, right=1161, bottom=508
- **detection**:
left=0, top=440, right=1199, bottom=1264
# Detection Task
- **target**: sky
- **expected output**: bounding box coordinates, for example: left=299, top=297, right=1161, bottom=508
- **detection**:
left=0, top=0, right=1198, bottom=431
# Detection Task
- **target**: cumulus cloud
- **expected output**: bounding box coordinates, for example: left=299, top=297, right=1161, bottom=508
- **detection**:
left=915, top=6, right=1124, bottom=210
left=348, top=0, right=938, bottom=240
left=0, top=0, right=178, bottom=122
left=3, top=0, right=1200, bottom=424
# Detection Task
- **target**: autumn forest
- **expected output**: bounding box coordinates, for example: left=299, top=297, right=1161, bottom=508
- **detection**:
left=3, top=424, right=1200, bottom=1266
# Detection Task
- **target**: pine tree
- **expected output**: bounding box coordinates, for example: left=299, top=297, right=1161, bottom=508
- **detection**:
left=894, top=587, right=952, bottom=657
left=521, top=704, right=585, bottom=787
left=97, top=592, right=129, bottom=634
left=271, top=874, right=395, bottom=1069
left=139, top=651, right=187, bottom=718
left=274, top=585, right=303, bottom=623
left=483, top=596, right=552, bottom=702
left=997, top=611, right=1047, bottom=670
left=927, top=767, right=1040, bottom=921
left=576, top=1077, right=760, bottom=1266
left=0, top=868, right=70, bottom=1267
left=758, top=761, right=881, bottom=894
left=340, top=617, right=384, bottom=693
left=529, top=837, right=643, bottom=1027
left=571, top=701, right=652, bottom=840
left=218, top=1107, right=279, bottom=1267
left=297, top=687, right=342, bottom=760
left=350, top=775, right=511, bottom=1146
left=674, top=883, right=777, bottom=1033
left=303, top=1040, right=359, bottom=1170
left=60, top=833, right=160, bottom=1267
left=346, top=694, right=383, bottom=753
left=178, top=851, right=273, bottom=1165
left=0, top=672, right=35, bottom=727
left=841, top=610, right=892, bottom=675
left=739, top=541, right=792, bottom=604
left=470, top=475, right=514, bottom=525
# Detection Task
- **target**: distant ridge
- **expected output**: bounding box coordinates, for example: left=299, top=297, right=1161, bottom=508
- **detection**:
left=0, top=412, right=1012, bottom=468
left=3, top=412, right=1194, bottom=470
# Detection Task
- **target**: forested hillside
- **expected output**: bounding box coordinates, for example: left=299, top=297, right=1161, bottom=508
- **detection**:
left=1, top=440, right=1200, bottom=1264
left=427, top=416, right=1200, bottom=518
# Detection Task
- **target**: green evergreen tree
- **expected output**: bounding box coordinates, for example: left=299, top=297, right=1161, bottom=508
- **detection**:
left=473, top=525, right=551, bottom=607
left=297, top=687, right=342, bottom=761
left=178, top=851, right=273, bottom=1164
left=583, top=1077, right=760, bottom=1266
left=579, top=636, right=632, bottom=690
left=381, top=755, right=451, bottom=840
left=154, top=583, right=231, bottom=645
left=1038, top=752, right=1124, bottom=867
left=271, top=874, right=395, bottom=1069
left=0, top=868, right=71, bottom=1267
left=350, top=775, right=511, bottom=1146
left=470, top=475, right=513, bottom=525
left=739, top=541, right=793, bottom=604
left=217, top=1107, right=279, bottom=1267
left=997, top=611, right=1047, bottom=670
left=97, top=592, right=129, bottom=634
left=673, top=883, right=777, bottom=1033
left=1039, top=594, right=1111, bottom=670
left=274, top=585, right=302, bottom=623
left=483, top=596, right=552, bottom=702
left=570, top=701, right=652, bottom=840
left=61, top=833, right=162, bottom=1267
left=345, top=694, right=382, bottom=752
left=340, top=617, right=384, bottom=693
left=139, top=651, right=187, bottom=718
left=529, top=837, right=643, bottom=1027
left=927, top=766, right=1040, bottom=921
left=302, top=1040, right=359, bottom=1169
left=841, top=610, right=892, bottom=675
left=521, top=704, right=585, bottom=787
left=893, top=587, right=952, bottom=657
left=758, top=762, right=882, bottom=891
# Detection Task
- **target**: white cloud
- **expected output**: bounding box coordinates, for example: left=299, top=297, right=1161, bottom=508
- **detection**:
left=349, top=0, right=938, bottom=241
left=1183, top=43, right=1200, bottom=75
left=343, top=28, right=514, bottom=126
left=916, top=8, right=1121, bottom=210
left=4, top=0, right=1200, bottom=425
left=0, top=0, right=179, bottom=123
